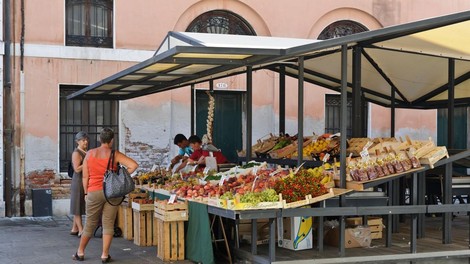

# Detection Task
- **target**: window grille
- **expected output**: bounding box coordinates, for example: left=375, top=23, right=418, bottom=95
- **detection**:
left=186, top=10, right=256, bottom=35
left=59, top=85, right=119, bottom=172
left=324, top=95, right=368, bottom=138
left=318, top=20, right=368, bottom=40
left=66, top=0, right=113, bottom=48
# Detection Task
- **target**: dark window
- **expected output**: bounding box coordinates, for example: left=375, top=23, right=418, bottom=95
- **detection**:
left=186, top=10, right=256, bottom=35
left=318, top=20, right=368, bottom=40
left=59, top=85, right=119, bottom=172
left=321, top=21, right=369, bottom=137
left=325, top=95, right=368, bottom=138
left=66, top=0, right=113, bottom=48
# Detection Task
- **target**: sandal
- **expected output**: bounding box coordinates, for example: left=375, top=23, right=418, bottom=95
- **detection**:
left=101, top=255, right=111, bottom=263
left=72, top=252, right=84, bottom=261
left=70, top=231, right=79, bottom=236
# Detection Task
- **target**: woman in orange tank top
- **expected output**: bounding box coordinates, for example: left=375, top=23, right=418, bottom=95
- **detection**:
left=73, top=128, right=138, bottom=263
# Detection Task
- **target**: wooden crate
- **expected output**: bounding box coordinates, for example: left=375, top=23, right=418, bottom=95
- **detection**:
left=156, top=219, right=185, bottom=261
left=133, top=209, right=158, bottom=246
left=419, top=146, right=449, bottom=168
left=121, top=203, right=133, bottom=240
left=154, top=201, right=189, bottom=221
left=346, top=217, right=383, bottom=240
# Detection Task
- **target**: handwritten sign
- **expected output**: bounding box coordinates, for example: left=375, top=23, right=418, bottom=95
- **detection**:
left=168, top=194, right=176, bottom=204
left=322, top=154, right=330, bottom=163
left=151, top=164, right=158, bottom=172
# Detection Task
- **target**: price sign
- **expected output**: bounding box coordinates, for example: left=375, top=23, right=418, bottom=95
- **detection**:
left=151, top=164, right=158, bottom=172
left=252, top=166, right=259, bottom=175
left=203, top=167, right=210, bottom=175
left=322, top=153, right=330, bottom=163
left=363, top=141, right=373, bottom=150
left=219, top=175, right=227, bottom=186
left=360, top=149, right=370, bottom=161
left=168, top=194, right=177, bottom=204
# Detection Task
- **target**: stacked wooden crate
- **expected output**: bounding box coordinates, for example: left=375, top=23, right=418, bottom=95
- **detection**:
left=346, top=217, right=384, bottom=239
left=154, top=200, right=189, bottom=261
left=120, top=192, right=146, bottom=240
left=132, top=200, right=158, bottom=246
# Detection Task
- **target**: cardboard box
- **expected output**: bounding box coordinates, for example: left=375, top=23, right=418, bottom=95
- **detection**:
left=324, top=226, right=371, bottom=248
left=238, top=219, right=271, bottom=245
left=279, top=217, right=313, bottom=251
left=346, top=217, right=383, bottom=240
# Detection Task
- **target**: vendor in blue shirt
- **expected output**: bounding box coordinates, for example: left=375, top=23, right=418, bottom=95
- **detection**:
left=170, top=134, right=193, bottom=172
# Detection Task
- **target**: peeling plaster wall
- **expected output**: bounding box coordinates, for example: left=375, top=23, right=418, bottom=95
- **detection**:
left=120, top=91, right=191, bottom=171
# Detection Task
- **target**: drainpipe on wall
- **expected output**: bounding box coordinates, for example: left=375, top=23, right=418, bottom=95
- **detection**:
left=19, top=0, right=25, bottom=216
left=0, top=0, right=5, bottom=218
left=4, top=0, right=13, bottom=217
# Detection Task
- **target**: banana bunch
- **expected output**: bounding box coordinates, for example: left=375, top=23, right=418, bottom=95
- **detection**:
left=206, top=91, right=215, bottom=143
left=307, top=167, right=324, bottom=178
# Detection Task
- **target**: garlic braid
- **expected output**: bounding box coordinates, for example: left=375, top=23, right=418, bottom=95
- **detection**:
left=206, top=91, right=215, bottom=143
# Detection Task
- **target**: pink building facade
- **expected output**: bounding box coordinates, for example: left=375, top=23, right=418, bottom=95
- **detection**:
left=1, top=0, right=470, bottom=216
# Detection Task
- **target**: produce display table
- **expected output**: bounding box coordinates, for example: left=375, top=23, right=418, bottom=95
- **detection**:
left=151, top=189, right=215, bottom=264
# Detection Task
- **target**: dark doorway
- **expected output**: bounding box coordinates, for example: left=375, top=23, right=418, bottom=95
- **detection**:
left=195, top=90, right=243, bottom=163
left=437, top=107, right=468, bottom=149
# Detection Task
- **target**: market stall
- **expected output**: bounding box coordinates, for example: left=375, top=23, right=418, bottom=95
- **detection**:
left=69, top=10, right=470, bottom=264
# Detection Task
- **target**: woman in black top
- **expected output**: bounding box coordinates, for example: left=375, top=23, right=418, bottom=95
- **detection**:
left=69, top=131, right=89, bottom=237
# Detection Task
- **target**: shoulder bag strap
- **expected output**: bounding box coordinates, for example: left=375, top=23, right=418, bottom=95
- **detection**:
left=106, top=150, right=115, bottom=171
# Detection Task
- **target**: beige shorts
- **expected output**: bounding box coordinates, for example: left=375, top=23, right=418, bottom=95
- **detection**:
left=82, top=190, right=122, bottom=237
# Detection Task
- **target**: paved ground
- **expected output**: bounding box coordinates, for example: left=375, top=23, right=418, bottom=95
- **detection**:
left=0, top=216, right=194, bottom=264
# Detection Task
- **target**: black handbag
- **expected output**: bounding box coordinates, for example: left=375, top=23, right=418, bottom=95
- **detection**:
left=103, top=150, right=135, bottom=206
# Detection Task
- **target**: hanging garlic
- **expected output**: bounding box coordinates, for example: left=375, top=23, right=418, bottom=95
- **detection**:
left=206, top=91, right=215, bottom=143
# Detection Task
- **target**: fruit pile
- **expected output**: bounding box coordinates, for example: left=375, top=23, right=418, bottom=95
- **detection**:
left=274, top=168, right=328, bottom=203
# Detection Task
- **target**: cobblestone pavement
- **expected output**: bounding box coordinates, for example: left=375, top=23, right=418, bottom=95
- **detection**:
left=0, top=216, right=194, bottom=264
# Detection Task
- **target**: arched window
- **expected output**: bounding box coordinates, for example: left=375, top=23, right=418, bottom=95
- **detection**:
left=318, top=20, right=368, bottom=40
left=186, top=10, right=256, bottom=35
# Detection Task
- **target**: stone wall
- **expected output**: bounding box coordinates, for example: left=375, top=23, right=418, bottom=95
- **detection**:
left=25, top=169, right=71, bottom=200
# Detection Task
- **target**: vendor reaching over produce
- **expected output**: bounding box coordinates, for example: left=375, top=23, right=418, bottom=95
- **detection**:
left=187, top=135, right=227, bottom=167
left=170, top=134, right=193, bottom=172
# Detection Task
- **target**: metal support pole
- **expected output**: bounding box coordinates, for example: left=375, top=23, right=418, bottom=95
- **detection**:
left=246, top=67, right=253, bottom=163
left=417, top=172, right=425, bottom=238
left=411, top=173, right=418, bottom=253
left=448, top=59, right=455, bottom=148
left=352, top=46, right=362, bottom=137
left=279, top=66, right=286, bottom=135
left=391, top=88, right=395, bottom=137
left=339, top=44, right=348, bottom=256
left=386, top=182, right=393, bottom=247
left=297, top=57, right=304, bottom=166
left=269, top=218, right=276, bottom=262
left=392, top=179, right=400, bottom=232
left=190, top=85, right=195, bottom=135
left=443, top=162, right=453, bottom=244
left=251, top=219, right=257, bottom=255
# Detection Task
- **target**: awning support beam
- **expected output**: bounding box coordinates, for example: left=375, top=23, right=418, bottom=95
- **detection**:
left=352, top=46, right=363, bottom=137
left=361, top=49, right=409, bottom=104
left=297, top=57, right=304, bottom=166
left=245, top=66, right=253, bottom=162
left=279, top=66, right=286, bottom=135
left=339, top=44, right=348, bottom=257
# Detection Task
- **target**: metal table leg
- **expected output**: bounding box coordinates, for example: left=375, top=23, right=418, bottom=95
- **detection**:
left=411, top=172, right=418, bottom=253
left=269, top=218, right=276, bottom=262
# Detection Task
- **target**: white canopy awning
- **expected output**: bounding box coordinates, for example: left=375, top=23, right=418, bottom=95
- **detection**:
left=69, top=10, right=470, bottom=108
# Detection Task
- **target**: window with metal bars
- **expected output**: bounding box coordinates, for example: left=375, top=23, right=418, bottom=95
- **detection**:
left=324, top=95, right=368, bottom=138
left=59, top=85, right=119, bottom=172
left=186, top=10, right=256, bottom=35
left=65, top=0, right=113, bottom=48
